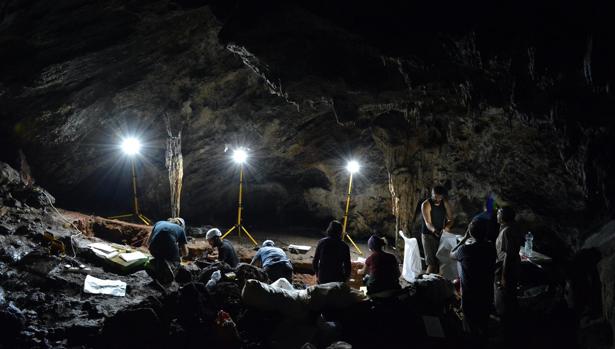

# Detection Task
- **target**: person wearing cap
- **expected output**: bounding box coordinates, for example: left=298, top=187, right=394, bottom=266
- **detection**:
left=145, top=217, right=188, bottom=284
left=359, top=235, right=401, bottom=295
left=206, top=228, right=239, bottom=268
left=312, top=220, right=351, bottom=284
left=251, top=240, right=293, bottom=283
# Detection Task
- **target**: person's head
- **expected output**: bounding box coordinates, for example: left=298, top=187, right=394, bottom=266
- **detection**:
left=484, top=194, right=496, bottom=214
left=206, top=228, right=222, bottom=247
left=168, top=217, right=186, bottom=230
left=497, top=207, right=516, bottom=224
left=262, top=240, right=275, bottom=247
left=468, top=218, right=488, bottom=242
left=326, top=220, right=343, bottom=239
left=431, top=186, right=446, bottom=204
left=368, top=235, right=385, bottom=252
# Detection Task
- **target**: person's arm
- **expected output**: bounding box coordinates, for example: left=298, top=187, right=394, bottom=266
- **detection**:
left=450, top=245, right=462, bottom=261
left=343, top=245, right=351, bottom=280
left=178, top=228, right=189, bottom=258
left=443, top=199, right=454, bottom=231
left=312, top=242, right=321, bottom=275
left=501, top=228, right=515, bottom=287
left=358, top=257, right=368, bottom=275
left=180, top=244, right=189, bottom=257
left=250, top=250, right=261, bottom=266
left=421, top=200, right=436, bottom=234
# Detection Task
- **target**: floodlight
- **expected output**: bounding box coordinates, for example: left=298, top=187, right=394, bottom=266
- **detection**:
left=222, top=147, right=258, bottom=246
left=121, top=137, right=141, bottom=156
left=341, top=159, right=363, bottom=254
left=109, top=137, right=151, bottom=225
left=233, top=148, right=248, bottom=164
left=347, top=160, right=360, bottom=174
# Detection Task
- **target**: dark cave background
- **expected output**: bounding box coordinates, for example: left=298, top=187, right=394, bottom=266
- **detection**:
left=1, top=0, right=615, bottom=342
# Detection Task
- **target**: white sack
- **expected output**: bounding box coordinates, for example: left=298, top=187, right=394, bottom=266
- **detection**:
left=399, top=231, right=422, bottom=282
left=436, top=231, right=459, bottom=280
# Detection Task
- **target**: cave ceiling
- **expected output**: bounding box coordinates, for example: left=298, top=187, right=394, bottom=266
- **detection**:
left=1, top=0, right=614, bottom=248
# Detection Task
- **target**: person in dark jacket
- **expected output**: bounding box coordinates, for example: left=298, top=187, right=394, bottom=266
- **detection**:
left=312, top=220, right=351, bottom=284
left=359, top=235, right=401, bottom=294
left=206, top=228, right=239, bottom=268
left=451, top=218, right=496, bottom=343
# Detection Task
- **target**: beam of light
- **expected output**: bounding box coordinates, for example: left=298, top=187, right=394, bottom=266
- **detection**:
left=121, top=137, right=141, bottom=156
left=346, top=160, right=360, bottom=174
left=233, top=148, right=248, bottom=164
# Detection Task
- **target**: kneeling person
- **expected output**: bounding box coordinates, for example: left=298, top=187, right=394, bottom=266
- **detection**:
left=206, top=228, right=239, bottom=268
left=251, top=240, right=293, bottom=283
left=146, top=217, right=188, bottom=284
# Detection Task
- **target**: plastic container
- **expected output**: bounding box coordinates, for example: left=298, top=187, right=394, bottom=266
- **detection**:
left=524, top=232, right=534, bottom=258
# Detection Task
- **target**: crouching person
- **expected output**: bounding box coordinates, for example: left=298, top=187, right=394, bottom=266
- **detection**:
left=206, top=228, right=239, bottom=268
left=146, top=217, right=188, bottom=285
left=359, top=235, right=401, bottom=295
left=251, top=240, right=293, bottom=283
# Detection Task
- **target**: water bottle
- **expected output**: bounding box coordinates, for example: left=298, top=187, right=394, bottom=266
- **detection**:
left=524, top=232, right=533, bottom=258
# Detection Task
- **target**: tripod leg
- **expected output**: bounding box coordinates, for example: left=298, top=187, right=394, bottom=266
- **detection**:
left=345, top=233, right=363, bottom=255
left=222, top=225, right=237, bottom=239
left=138, top=214, right=152, bottom=226
left=241, top=226, right=258, bottom=246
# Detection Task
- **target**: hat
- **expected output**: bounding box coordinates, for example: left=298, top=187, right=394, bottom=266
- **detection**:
left=368, top=235, right=385, bottom=251
left=262, top=240, right=274, bottom=247
left=206, top=228, right=222, bottom=240
left=168, top=217, right=185, bottom=230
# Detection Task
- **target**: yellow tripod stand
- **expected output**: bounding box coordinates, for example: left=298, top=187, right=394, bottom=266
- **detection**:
left=342, top=172, right=363, bottom=254
left=221, top=163, right=258, bottom=246
left=109, top=159, right=152, bottom=225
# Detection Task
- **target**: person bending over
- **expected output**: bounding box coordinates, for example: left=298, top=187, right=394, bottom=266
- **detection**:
left=146, top=217, right=188, bottom=285
left=206, top=228, right=239, bottom=268
left=312, top=220, right=351, bottom=284
left=251, top=240, right=293, bottom=283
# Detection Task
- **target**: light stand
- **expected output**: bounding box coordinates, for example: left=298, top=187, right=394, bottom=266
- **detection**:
left=109, top=137, right=152, bottom=225
left=342, top=161, right=363, bottom=254
left=221, top=148, right=258, bottom=246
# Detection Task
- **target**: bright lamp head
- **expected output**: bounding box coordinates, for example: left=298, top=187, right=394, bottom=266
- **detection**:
left=121, top=137, right=141, bottom=156
left=233, top=148, right=248, bottom=164
left=347, top=160, right=360, bottom=174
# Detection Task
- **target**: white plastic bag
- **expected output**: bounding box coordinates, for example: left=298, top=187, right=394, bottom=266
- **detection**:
left=436, top=231, right=459, bottom=280
left=399, top=230, right=422, bottom=282
left=83, top=275, right=126, bottom=297
left=206, top=270, right=221, bottom=290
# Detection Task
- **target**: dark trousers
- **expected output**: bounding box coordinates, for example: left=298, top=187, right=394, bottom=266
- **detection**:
left=265, top=262, right=293, bottom=283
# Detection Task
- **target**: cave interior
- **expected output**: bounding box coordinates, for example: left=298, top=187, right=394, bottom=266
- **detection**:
left=0, top=1, right=614, bottom=348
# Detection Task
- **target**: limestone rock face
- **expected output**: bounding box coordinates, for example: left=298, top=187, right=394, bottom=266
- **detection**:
left=0, top=0, right=614, bottom=248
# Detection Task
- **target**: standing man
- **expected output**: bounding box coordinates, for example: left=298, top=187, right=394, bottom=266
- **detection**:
left=495, top=206, right=521, bottom=344
left=312, top=220, right=351, bottom=284
left=206, top=228, right=239, bottom=268
left=451, top=218, right=496, bottom=342
left=146, top=217, right=189, bottom=285
left=251, top=240, right=293, bottom=283
left=421, top=185, right=454, bottom=274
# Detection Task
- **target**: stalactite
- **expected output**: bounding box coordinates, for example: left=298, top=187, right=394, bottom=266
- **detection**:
left=165, top=116, right=184, bottom=218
